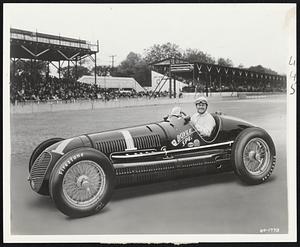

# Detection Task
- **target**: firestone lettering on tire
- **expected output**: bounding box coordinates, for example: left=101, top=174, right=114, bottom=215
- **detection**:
left=59, top=153, right=84, bottom=175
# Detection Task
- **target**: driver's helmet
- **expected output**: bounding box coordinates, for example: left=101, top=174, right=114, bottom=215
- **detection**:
left=195, top=96, right=208, bottom=106
left=170, top=106, right=182, bottom=117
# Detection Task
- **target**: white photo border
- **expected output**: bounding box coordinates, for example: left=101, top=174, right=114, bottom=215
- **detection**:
left=3, top=3, right=297, bottom=244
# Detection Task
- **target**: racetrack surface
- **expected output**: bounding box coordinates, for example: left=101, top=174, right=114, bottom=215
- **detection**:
left=10, top=95, right=288, bottom=235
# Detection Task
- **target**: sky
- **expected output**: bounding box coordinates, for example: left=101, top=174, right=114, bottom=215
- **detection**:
left=4, top=3, right=295, bottom=74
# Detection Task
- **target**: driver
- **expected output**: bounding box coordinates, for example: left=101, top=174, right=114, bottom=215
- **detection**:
left=191, top=96, right=216, bottom=137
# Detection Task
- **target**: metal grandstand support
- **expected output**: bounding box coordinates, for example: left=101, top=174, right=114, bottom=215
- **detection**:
left=10, top=28, right=99, bottom=85
left=158, top=76, right=169, bottom=94
left=149, top=57, right=194, bottom=98
left=149, top=74, right=169, bottom=98
left=169, top=67, right=172, bottom=98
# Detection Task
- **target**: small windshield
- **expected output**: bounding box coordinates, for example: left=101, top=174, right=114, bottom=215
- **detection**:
left=169, top=107, right=182, bottom=117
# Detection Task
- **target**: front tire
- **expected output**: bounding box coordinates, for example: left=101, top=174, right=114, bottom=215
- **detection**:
left=231, top=127, right=276, bottom=185
left=49, top=148, right=115, bottom=218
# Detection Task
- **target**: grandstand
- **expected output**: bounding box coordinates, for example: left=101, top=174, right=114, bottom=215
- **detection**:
left=10, top=28, right=99, bottom=82
left=150, top=57, right=287, bottom=97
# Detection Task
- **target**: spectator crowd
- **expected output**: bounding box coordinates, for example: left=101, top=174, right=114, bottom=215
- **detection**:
left=10, top=72, right=169, bottom=104
left=10, top=72, right=285, bottom=105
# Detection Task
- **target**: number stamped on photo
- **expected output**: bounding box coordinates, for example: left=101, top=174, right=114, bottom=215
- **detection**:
left=259, top=227, right=280, bottom=233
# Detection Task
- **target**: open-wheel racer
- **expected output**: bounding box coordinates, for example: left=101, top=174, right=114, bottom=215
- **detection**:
left=28, top=108, right=276, bottom=217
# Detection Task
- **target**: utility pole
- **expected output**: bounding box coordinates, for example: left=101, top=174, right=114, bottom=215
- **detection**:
left=109, top=55, right=117, bottom=68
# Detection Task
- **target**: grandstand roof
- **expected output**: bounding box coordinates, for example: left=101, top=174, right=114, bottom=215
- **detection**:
left=78, top=76, right=145, bottom=92
left=150, top=57, right=286, bottom=82
left=10, top=28, right=98, bottom=61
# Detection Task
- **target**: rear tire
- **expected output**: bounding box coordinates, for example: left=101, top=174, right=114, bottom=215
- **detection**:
left=29, top=137, right=64, bottom=172
left=49, top=148, right=115, bottom=218
left=231, top=127, right=276, bottom=185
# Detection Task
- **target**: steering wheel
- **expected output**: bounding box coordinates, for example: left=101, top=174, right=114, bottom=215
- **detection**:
left=180, top=111, right=191, bottom=124
left=164, top=111, right=190, bottom=122
left=180, top=111, right=187, bottom=117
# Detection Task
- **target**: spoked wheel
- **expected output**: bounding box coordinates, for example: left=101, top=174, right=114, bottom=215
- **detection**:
left=231, top=127, right=276, bottom=185
left=50, top=148, right=115, bottom=218
left=62, top=160, right=107, bottom=208
left=243, top=138, right=271, bottom=176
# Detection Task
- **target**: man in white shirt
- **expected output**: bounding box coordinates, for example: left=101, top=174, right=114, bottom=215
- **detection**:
left=191, top=96, right=216, bottom=137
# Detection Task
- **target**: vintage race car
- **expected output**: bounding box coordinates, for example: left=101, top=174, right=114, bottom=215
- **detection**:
left=28, top=109, right=276, bottom=217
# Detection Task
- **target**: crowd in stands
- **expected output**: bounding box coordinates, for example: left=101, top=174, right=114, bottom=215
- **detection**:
left=182, top=81, right=285, bottom=93
left=10, top=72, right=286, bottom=105
left=10, top=72, right=170, bottom=104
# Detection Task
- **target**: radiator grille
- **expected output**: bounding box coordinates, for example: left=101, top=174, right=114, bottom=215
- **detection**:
left=30, top=151, right=52, bottom=192
left=133, top=134, right=161, bottom=149
left=95, top=139, right=127, bottom=154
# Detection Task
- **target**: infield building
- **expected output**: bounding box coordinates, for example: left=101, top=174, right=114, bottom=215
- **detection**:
left=78, top=75, right=145, bottom=92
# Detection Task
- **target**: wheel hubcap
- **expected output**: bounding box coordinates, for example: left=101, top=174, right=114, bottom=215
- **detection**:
left=62, top=160, right=106, bottom=207
left=243, top=138, right=270, bottom=175
left=248, top=151, right=256, bottom=160
left=76, top=175, right=89, bottom=189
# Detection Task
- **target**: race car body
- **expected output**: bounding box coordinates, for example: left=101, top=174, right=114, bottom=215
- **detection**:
left=28, top=110, right=276, bottom=217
